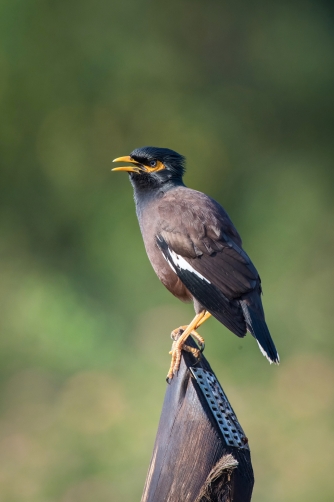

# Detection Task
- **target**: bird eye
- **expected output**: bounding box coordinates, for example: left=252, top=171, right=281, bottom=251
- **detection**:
left=149, top=160, right=157, bottom=167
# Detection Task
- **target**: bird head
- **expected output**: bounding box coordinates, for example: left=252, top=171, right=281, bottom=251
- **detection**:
left=112, top=146, right=186, bottom=188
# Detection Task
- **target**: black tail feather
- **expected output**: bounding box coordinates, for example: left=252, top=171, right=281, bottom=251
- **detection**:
left=240, top=301, right=279, bottom=364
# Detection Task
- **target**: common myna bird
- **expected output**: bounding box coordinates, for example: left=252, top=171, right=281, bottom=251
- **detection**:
left=113, top=147, right=279, bottom=380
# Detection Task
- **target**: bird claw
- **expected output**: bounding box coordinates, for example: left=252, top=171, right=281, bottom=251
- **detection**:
left=170, top=327, right=185, bottom=341
left=166, top=341, right=202, bottom=382
left=190, top=331, right=205, bottom=352
left=171, top=326, right=205, bottom=352
left=182, top=344, right=201, bottom=358
left=167, top=316, right=207, bottom=381
left=166, top=343, right=182, bottom=381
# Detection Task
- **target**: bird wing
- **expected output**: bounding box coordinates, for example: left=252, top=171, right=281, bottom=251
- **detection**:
left=155, top=189, right=260, bottom=337
left=157, top=189, right=259, bottom=298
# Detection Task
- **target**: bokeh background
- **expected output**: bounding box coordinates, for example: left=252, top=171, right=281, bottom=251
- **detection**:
left=0, top=0, right=334, bottom=500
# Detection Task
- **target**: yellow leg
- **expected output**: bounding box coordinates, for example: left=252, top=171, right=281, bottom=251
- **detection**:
left=182, top=345, right=201, bottom=358
left=170, top=311, right=211, bottom=348
left=196, top=311, right=211, bottom=328
left=167, top=311, right=211, bottom=381
left=171, top=325, right=204, bottom=347
left=188, top=329, right=205, bottom=348
left=170, top=327, right=203, bottom=365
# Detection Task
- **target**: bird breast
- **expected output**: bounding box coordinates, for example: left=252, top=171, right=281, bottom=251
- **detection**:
left=136, top=199, right=192, bottom=303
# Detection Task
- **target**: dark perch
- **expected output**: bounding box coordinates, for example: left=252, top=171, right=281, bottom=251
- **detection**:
left=141, top=338, right=254, bottom=502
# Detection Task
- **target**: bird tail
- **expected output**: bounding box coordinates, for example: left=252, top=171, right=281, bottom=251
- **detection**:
left=240, top=301, right=279, bottom=364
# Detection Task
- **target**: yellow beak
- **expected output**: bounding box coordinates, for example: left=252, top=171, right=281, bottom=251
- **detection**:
left=112, top=156, right=143, bottom=173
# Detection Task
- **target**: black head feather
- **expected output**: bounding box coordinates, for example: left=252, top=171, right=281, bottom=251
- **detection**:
left=130, top=146, right=186, bottom=177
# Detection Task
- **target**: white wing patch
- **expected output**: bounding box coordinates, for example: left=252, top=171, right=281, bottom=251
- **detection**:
left=161, top=245, right=211, bottom=284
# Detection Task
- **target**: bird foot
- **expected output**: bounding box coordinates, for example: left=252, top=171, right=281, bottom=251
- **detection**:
left=170, top=326, right=185, bottom=341
left=169, top=341, right=201, bottom=358
left=171, top=326, right=205, bottom=352
left=166, top=340, right=183, bottom=382
left=166, top=327, right=204, bottom=382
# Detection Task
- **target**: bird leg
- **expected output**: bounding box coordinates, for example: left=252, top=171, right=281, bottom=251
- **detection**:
left=170, top=327, right=201, bottom=358
left=167, top=311, right=212, bottom=381
left=171, top=311, right=211, bottom=351
left=171, top=325, right=205, bottom=351
left=195, top=311, right=212, bottom=328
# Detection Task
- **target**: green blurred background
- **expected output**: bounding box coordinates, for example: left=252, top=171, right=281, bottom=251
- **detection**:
left=0, top=0, right=334, bottom=500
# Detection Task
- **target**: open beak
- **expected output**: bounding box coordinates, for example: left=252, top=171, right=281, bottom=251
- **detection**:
left=112, top=156, right=144, bottom=173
